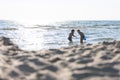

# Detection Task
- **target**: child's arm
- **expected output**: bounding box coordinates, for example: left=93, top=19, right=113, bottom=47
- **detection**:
left=73, top=35, right=77, bottom=37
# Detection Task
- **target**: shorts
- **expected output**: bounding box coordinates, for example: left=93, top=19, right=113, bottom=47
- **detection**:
left=68, top=37, right=72, bottom=42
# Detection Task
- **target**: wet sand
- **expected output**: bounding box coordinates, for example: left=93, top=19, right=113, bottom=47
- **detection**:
left=0, top=36, right=120, bottom=80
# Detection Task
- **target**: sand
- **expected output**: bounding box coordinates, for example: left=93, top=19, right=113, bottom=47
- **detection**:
left=0, top=36, right=120, bottom=80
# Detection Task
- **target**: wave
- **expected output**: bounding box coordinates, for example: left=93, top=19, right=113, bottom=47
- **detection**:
left=13, top=20, right=120, bottom=30
left=0, top=28, right=18, bottom=30
left=53, top=20, right=120, bottom=29
left=92, top=38, right=115, bottom=41
left=0, top=20, right=23, bottom=29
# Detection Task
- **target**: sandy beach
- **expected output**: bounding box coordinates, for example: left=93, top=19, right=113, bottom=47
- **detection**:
left=0, top=36, right=120, bottom=80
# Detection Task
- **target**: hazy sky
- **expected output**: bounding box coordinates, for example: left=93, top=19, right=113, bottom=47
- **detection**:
left=0, top=0, right=120, bottom=24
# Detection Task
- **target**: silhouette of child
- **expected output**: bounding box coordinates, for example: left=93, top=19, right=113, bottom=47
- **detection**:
left=68, top=29, right=76, bottom=42
left=77, top=29, right=86, bottom=44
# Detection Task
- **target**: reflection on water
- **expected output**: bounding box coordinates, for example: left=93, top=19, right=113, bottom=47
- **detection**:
left=9, top=28, right=69, bottom=50
left=13, top=28, right=46, bottom=50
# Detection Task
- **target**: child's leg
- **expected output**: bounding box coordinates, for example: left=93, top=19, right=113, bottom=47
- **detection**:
left=80, top=37, right=83, bottom=44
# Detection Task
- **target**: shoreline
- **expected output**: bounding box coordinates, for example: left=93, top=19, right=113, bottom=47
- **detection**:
left=0, top=36, right=120, bottom=80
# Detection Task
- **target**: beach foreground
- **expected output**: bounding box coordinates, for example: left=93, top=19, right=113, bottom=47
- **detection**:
left=0, top=37, right=120, bottom=80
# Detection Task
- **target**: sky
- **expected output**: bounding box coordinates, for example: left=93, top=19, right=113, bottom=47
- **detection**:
left=0, top=0, right=120, bottom=24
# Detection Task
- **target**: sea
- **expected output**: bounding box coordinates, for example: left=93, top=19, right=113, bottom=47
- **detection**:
left=0, top=20, right=120, bottom=51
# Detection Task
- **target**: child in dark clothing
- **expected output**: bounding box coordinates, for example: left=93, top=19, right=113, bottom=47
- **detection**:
left=68, top=29, right=76, bottom=42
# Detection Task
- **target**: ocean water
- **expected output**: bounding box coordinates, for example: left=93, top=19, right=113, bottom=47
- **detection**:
left=0, top=20, right=120, bottom=50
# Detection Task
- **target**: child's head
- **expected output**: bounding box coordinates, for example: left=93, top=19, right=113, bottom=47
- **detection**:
left=71, top=29, right=74, bottom=33
left=77, top=29, right=80, bottom=32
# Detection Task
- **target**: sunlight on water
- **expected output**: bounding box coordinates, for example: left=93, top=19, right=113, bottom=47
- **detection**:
left=13, top=28, right=46, bottom=50
left=0, top=20, right=120, bottom=50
